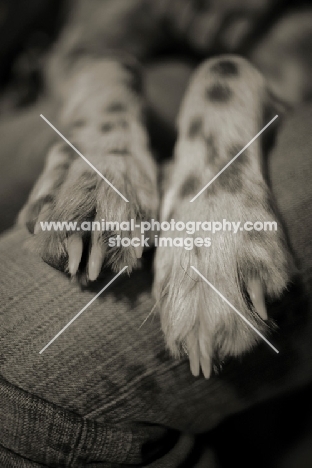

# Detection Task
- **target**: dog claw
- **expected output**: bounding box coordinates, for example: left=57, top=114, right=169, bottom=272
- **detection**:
left=88, top=242, right=105, bottom=281
left=134, top=244, right=143, bottom=259
left=133, top=226, right=143, bottom=258
left=188, top=342, right=200, bottom=377
left=200, top=357, right=211, bottom=379
left=67, top=235, right=83, bottom=276
left=247, top=278, right=268, bottom=321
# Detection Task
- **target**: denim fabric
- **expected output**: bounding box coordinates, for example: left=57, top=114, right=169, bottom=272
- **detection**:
left=1, top=105, right=312, bottom=466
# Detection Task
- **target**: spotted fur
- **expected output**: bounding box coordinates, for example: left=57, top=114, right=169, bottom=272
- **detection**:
left=18, top=0, right=312, bottom=376
left=18, top=58, right=158, bottom=275
left=154, top=56, right=291, bottom=376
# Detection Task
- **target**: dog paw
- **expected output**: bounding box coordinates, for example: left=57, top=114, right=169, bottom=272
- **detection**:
left=153, top=55, right=292, bottom=377
left=153, top=196, right=291, bottom=378
left=19, top=136, right=158, bottom=280
left=18, top=58, right=158, bottom=280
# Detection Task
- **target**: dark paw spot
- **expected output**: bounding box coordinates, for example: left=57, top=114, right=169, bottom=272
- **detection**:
left=246, top=229, right=262, bottom=242
left=106, top=102, right=127, bottom=113
left=228, top=143, right=247, bottom=159
left=216, top=143, right=248, bottom=171
left=101, top=122, right=115, bottom=132
left=40, top=194, right=54, bottom=205
left=215, top=155, right=248, bottom=194
left=188, top=116, right=203, bottom=138
left=206, top=83, right=232, bottom=102
left=212, top=146, right=249, bottom=193
left=217, top=172, right=244, bottom=193
left=210, top=60, right=239, bottom=77
left=204, top=183, right=218, bottom=198
left=179, top=176, right=200, bottom=198
left=101, top=119, right=129, bottom=132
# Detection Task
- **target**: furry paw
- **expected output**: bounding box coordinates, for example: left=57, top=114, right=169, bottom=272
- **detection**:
left=153, top=195, right=290, bottom=378
left=154, top=55, right=292, bottom=377
left=19, top=136, right=158, bottom=280
left=18, top=58, right=158, bottom=280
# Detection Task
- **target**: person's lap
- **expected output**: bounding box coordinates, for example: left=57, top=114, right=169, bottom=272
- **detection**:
left=1, top=67, right=312, bottom=465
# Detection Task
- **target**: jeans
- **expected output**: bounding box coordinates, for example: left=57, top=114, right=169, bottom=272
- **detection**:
left=1, top=100, right=312, bottom=466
